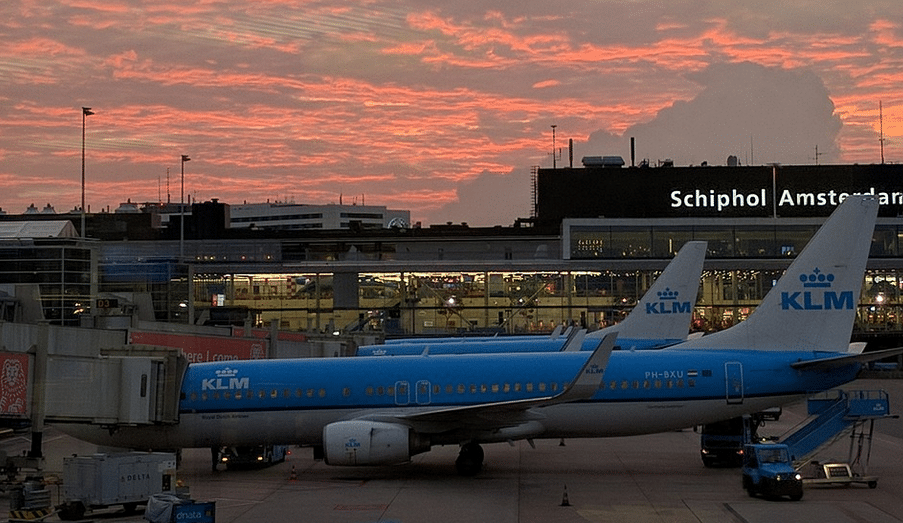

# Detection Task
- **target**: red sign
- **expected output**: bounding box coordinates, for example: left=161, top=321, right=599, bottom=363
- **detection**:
left=128, top=331, right=267, bottom=363
left=0, top=353, right=29, bottom=416
left=232, top=327, right=307, bottom=342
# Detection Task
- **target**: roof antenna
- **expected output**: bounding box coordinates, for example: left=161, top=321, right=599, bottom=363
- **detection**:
left=880, top=100, right=886, bottom=165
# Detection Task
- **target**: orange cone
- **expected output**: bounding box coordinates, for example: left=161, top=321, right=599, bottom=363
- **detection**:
left=560, top=484, right=570, bottom=507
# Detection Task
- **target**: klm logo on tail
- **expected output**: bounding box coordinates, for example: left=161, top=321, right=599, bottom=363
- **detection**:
left=781, top=269, right=854, bottom=311
left=645, top=288, right=692, bottom=315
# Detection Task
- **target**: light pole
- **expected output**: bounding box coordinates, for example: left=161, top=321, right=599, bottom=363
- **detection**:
left=551, top=124, right=557, bottom=169
left=81, top=107, right=94, bottom=238
left=180, top=154, right=190, bottom=259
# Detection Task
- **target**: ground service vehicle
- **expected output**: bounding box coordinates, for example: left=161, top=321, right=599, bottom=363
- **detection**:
left=216, top=445, right=288, bottom=470
left=699, top=408, right=780, bottom=467
left=741, top=443, right=803, bottom=501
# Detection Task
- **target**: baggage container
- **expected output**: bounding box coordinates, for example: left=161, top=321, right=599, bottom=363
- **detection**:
left=59, top=452, right=177, bottom=520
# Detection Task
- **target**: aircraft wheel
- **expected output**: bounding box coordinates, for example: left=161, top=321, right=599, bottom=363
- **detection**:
left=455, top=443, right=484, bottom=476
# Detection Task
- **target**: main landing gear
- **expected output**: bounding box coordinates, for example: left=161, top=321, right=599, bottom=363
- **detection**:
left=455, top=442, right=484, bottom=476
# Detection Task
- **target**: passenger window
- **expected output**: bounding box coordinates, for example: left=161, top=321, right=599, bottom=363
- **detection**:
left=655, top=380, right=662, bottom=389
left=514, top=383, right=522, bottom=392
left=491, top=384, right=499, bottom=393
left=470, top=384, right=477, bottom=394
left=342, top=387, right=351, bottom=397
left=480, top=384, right=488, bottom=393
left=539, top=383, right=547, bottom=392
left=457, top=384, right=465, bottom=394
left=643, top=380, right=650, bottom=389
left=445, top=384, right=453, bottom=394
left=503, top=383, right=511, bottom=393
left=270, top=390, right=278, bottom=398
left=377, top=386, right=385, bottom=396
left=318, top=388, right=326, bottom=398
left=259, top=390, right=265, bottom=399
left=190, top=392, right=197, bottom=401
left=632, top=381, right=639, bottom=389
left=620, top=381, right=628, bottom=390
left=688, top=379, right=696, bottom=387
left=526, top=383, right=534, bottom=392
left=677, top=380, right=684, bottom=388
left=224, top=391, right=231, bottom=400
left=551, top=383, right=558, bottom=392
left=201, top=392, right=208, bottom=401
left=283, top=389, right=290, bottom=398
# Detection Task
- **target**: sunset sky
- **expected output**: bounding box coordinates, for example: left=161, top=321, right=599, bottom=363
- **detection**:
left=2, top=1, right=902, bottom=226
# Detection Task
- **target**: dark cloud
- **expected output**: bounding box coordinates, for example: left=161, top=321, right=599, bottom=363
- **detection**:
left=581, top=62, right=842, bottom=167
left=430, top=63, right=844, bottom=226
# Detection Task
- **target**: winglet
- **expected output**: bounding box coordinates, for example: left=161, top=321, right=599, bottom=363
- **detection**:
left=551, top=332, right=616, bottom=403
left=560, top=328, right=587, bottom=352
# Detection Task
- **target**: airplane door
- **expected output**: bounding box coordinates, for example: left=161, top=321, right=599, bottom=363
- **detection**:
left=725, top=362, right=743, bottom=404
left=395, top=381, right=410, bottom=405
left=415, top=380, right=431, bottom=405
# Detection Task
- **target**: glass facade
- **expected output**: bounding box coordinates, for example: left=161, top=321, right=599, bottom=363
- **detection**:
left=0, top=240, right=94, bottom=326
left=76, top=219, right=903, bottom=339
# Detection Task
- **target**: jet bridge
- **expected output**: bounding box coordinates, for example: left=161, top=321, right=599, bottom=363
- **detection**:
left=779, top=389, right=893, bottom=487
left=43, top=346, right=187, bottom=427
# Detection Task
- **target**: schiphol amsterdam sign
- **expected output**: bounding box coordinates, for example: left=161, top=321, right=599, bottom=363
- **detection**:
left=538, top=164, right=903, bottom=221
left=651, top=164, right=903, bottom=218
left=669, top=187, right=903, bottom=214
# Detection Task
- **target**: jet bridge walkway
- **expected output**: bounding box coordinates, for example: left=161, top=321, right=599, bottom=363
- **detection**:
left=779, top=389, right=893, bottom=488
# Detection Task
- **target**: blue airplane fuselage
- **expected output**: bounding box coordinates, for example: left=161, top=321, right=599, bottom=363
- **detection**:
left=66, top=348, right=859, bottom=451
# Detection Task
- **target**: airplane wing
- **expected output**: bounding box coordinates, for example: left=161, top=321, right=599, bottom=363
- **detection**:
left=790, top=346, right=903, bottom=371
left=359, top=333, right=615, bottom=434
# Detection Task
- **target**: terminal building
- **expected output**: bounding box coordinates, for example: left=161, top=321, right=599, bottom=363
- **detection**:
left=1, top=163, right=902, bottom=348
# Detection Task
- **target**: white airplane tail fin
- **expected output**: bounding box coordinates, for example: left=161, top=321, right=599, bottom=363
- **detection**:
left=677, top=195, right=878, bottom=353
left=587, top=240, right=706, bottom=341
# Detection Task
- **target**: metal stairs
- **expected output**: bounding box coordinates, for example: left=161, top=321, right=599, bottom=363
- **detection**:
left=777, top=389, right=892, bottom=486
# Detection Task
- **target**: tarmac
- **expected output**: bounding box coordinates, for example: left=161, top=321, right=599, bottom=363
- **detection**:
left=2, top=377, right=902, bottom=522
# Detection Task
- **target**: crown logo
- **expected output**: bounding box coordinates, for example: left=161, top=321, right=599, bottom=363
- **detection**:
left=216, top=367, right=238, bottom=378
left=799, top=268, right=834, bottom=288
left=657, top=287, right=679, bottom=300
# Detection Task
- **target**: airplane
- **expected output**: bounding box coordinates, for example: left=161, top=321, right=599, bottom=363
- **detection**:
left=356, top=240, right=707, bottom=355
left=58, top=195, right=903, bottom=476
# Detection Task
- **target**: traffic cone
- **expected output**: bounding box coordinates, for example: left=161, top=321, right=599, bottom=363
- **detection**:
left=290, top=465, right=297, bottom=481
left=560, top=484, right=571, bottom=507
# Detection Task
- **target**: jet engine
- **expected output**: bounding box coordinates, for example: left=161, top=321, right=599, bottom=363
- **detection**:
left=323, top=420, right=430, bottom=466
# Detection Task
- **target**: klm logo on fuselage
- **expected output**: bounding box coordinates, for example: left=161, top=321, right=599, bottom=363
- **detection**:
left=781, top=269, right=854, bottom=311
left=645, top=288, right=691, bottom=315
left=201, top=367, right=250, bottom=391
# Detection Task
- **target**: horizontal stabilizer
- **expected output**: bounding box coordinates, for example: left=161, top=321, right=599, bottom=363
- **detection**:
left=790, top=347, right=903, bottom=371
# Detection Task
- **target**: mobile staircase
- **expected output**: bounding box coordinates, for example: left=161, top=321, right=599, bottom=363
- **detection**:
left=779, top=389, right=893, bottom=488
